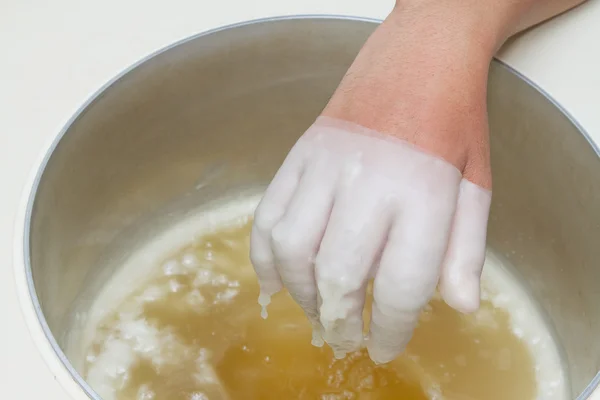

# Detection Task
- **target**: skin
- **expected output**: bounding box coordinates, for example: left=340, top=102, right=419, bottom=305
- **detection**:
left=251, top=0, right=589, bottom=364
left=323, top=0, right=588, bottom=190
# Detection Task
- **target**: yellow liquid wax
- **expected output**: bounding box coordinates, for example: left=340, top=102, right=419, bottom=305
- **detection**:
left=83, top=220, right=540, bottom=400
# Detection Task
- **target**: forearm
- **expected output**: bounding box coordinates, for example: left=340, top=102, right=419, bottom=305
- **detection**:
left=322, top=0, right=586, bottom=184
left=392, top=0, right=588, bottom=48
left=323, top=0, right=588, bottom=136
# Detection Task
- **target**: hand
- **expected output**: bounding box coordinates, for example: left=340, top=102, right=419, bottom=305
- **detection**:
left=251, top=112, right=491, bottom=362
left=248, top=0, right=586, bottom=362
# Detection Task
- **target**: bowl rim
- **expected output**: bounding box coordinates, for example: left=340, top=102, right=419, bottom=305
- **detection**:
left=15, top=14, right=600, bottom=400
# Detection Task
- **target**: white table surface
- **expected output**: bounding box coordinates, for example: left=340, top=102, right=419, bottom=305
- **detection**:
left=1, top=1, right=598, bottom=398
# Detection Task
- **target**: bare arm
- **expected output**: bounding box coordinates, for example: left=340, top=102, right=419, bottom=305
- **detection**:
left=322, top=0, right=588, bottom=188
left=387, top=0, right=588, bottom=48
left=252, top=0, right=589, bottom=362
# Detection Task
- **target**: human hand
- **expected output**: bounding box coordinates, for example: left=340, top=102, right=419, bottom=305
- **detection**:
left=250, top=4, right=501, bottom=364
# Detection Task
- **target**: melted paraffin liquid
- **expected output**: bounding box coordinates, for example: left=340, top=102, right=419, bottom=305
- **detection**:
left=76, top=199, right=568, bottom=400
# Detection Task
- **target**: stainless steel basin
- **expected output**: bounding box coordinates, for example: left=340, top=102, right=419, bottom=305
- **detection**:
left=23, top=16, right=600, bottom=399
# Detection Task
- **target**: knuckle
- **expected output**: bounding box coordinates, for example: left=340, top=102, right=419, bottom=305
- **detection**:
left=249, top=246, right=270, bottom=268
left=316, top=267, right=362, bottom=294
left=315, top=248, right=369, bottom=293
left=460, top=258, right=485, bottom=276
left=249, top=231, right=272, bottom=268
left=444, top=251, right=485, bottom=276
left=252, top=206, right=281, bottom=235
left=270, top=223, right=312, bottom=261
left=463, top=251, right=486, bottom=269
left=374, top=274, right=435, bottom=312
left=315, top=258, right=356, bottom=291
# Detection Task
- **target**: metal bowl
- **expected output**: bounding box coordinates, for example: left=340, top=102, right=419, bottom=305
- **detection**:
left=20, top=16, right=600, bottom=399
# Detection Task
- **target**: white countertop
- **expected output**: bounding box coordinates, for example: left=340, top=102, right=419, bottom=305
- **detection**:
left=1, top=1, right=598, bottom=398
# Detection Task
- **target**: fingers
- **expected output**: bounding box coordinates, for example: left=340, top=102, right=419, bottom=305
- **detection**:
left=270, top=157, right=337, bottom=339
left=368, top=196, right=456, bottom=364
left=250, top=146, right=306, bottom=314
left=315, top=176, right=393, bottom=359
left=439, top=179, right=492, bottom=313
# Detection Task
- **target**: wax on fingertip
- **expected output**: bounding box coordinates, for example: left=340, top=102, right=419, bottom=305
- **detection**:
left=311, top=330, right=324, bottom=348
left=258, top=291, right=272, bottom=306
left=258, top=291, right=272, bottom=319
